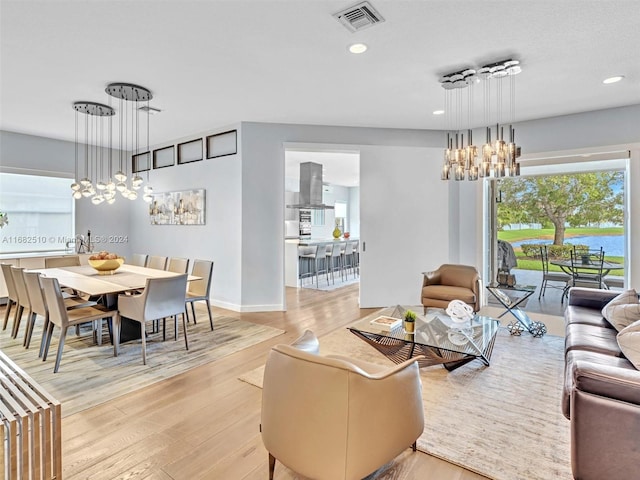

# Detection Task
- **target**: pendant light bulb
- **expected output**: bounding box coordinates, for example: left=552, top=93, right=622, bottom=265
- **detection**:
left=128, top=190, right=138, bottom=200
left=71, top=182, right=81, bottom=191
left=80, top=177, right=91, bottom=187
left=143, top=193, right=153, bottom=203
left=143, top=185, right=153, bottom=194
left=72, top=190, right=82, bottom=199
left=96, top=181, right=107, bottom=191
left=116, top=181, right=127, bottom=192
left=114, top=171, right=127, bottom=182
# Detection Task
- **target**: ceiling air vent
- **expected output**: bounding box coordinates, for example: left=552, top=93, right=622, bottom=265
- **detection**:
left=333, top=1, right=385, bottom=33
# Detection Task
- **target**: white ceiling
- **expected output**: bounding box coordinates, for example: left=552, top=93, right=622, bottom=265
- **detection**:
left=1, top=0, right=639, bottom=159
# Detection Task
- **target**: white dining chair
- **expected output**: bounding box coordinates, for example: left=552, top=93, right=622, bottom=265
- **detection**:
left=1, top=263, right=20, bottom=333
left=40, top=276, right=118, bottom=373
left=23, top=271, right=97, bottom=355
left=10, top=266, right=31, bottom=339
left=130, top=253, right=148, bottom=267
left=185, top=260, right=214, bottom=330
left=147, top=255, right=168, bottom=270
left=166, top=257, right=190, bottom=274
left=116, top=274, right=189, bottom=365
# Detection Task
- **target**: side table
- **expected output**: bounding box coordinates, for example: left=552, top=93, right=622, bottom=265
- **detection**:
left=486, top=284, right=547, bottom=337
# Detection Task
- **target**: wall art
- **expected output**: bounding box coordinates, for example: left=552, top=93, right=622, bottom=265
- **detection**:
left=148, top=188, right=206, bottom=225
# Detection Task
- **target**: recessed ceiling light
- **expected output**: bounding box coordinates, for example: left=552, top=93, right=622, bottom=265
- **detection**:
left=603, top=75, right=624, bottom=84
left=432, top=110, right=445, bottom=115
left=348, top=43, right=368, bottom=54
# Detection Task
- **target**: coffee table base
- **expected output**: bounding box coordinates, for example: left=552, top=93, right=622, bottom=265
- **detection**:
left=349, top=329, right=497, bottom=371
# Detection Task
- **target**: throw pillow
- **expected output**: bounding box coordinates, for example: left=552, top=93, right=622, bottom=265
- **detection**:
left=602, top=289, right=640, bottom=332
left=617, top=320, right=640, bottom=370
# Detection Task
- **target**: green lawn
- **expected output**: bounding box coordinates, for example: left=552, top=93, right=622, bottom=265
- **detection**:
left=498, top=227, right=623, bottom=243
left=499, top=227, right=624, bottom=276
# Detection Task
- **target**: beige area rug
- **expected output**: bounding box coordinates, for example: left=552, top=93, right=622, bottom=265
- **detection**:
left=239, top=307, right=570, bottom=480
left=1, top=309, right=284, bottom=417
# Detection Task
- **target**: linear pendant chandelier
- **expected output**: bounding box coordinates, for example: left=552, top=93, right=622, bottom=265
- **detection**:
left=71, top=82, right=154, bottom=204
left=440, top=59, right=522, bottom=181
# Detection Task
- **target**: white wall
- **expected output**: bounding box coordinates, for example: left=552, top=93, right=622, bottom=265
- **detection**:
left=127, top=125, right=243, bottom=310
left=348, top=186, right=360, bottom=238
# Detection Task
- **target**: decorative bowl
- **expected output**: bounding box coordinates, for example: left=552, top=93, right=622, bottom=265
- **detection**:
left=88, top=258, right=124, bottom=275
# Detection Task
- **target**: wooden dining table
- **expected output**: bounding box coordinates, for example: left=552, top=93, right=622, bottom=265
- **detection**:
left=34, top=264, right=201, bottom=342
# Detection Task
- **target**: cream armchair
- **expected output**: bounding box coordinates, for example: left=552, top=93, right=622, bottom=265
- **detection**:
left=261, top=342, right=424, bottom=480
left=421, top=264, right=482, bottom=313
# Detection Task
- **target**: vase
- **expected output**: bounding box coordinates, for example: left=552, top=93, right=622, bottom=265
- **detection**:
left=404, top=321, right=415, bottom=333
left=333, top=226, right=341, bottom=239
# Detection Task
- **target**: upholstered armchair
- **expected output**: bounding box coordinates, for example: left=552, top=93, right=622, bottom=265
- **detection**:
left=261, top=338, right=424, bottom=480
left=421, top=264, right=482, bottom=313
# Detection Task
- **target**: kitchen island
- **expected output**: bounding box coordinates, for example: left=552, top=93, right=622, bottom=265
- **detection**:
left=285, top=238, right=358, bottom=287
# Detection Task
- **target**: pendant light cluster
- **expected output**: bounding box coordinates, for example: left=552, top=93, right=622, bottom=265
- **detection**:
left=71, top=83, right=154, bottom=204
left=440, top=59, right=522, bottom=181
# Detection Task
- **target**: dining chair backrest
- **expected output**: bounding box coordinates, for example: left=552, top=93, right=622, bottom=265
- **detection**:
left=540, top=246, right=551, bottom=274
left=570, top=248, right=605, bottom=285
left=188, top=260, right=213, bottom=297
left=40, top=277, right=70, bottom=329
left=147, top=255, right=168, bottom=270
left=44, top=256, right=81, bottom=268
left=130, top=253, right=148, bottom=267
left=167, top=257, right=190, bottom=274
left=23, top=271, right=47, bottom=317
left=141, top=274, right=189, bottom=321
left=11, top=267, right=30, bottom=310
left=1, top=263, right=19, bottom=303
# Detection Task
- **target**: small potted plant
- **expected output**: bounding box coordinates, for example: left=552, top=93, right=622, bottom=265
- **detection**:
left=403, top=309, right=416, bottom=333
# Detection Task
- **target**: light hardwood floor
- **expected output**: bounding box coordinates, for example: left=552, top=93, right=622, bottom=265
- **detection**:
left=4, top=284, right=487, bottom=479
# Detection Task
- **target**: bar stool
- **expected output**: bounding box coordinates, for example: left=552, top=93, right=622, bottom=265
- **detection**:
left=342, top=241, right=357, bottom=279
left=298, top=245, right=319, bottom=287
left=326, top=243, right=343, bottom=285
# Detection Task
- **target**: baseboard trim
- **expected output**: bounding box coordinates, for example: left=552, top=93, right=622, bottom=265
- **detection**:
left=209, top=299, right=284, bottom=313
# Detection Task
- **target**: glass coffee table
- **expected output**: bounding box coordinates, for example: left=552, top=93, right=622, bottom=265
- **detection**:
left=348, top=306, right=500, bottom=371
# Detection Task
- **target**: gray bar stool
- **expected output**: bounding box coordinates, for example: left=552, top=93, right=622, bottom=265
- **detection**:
left=298, top=245, right=319, bottom=287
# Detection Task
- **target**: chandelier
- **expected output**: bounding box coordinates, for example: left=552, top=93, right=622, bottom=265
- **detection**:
left=71, top=82, right=154, bottom=204
left=440, top=59, right=522, bottom=181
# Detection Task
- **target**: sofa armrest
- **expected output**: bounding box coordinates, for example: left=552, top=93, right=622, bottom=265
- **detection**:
left=568, top=287, right=620, bottom=309
left=573, top=359, right=640, bottom=406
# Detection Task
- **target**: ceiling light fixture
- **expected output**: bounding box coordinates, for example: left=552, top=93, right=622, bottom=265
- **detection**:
left=71, top=82, right=155, bottom=204
left=348, top=43, right=368, bottom=54
left=603, top=75, right=624, bottom=84
left=439, top=59, right=523, bottom=181
left=432, top=109, right=445, bottom=115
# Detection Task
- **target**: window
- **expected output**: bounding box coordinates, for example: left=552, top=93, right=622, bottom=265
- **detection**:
left=0, top=172, right=75, bottom=254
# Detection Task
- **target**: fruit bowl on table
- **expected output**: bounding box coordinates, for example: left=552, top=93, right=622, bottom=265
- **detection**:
left=88, top=257, right=124, bottom=275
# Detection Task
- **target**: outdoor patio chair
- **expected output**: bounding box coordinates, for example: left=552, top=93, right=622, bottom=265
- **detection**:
left=538, top=246, right=571, bottom=299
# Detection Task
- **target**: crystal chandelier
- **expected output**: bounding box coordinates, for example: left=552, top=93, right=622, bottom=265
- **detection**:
left=71, top=83, right=154, bottom=204
left=440, top=59, right=522, bottom=181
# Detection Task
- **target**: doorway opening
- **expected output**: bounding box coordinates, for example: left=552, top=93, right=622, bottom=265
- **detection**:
left=283, top=147, right=361, bottom=295
left=484, top=156, right=628, bottom=317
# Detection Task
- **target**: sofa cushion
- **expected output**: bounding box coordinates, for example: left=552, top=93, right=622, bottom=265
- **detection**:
left=563, top=349, right=636, bottom=419
left=422, top=285, right=475, bottom=305
left=565, top=324, right=623, bottom=357
left=565, top=305, right=614, bottom=329
left=601, top=289, right=640, bottom=332
left=617, top=320, right=640, bottom=370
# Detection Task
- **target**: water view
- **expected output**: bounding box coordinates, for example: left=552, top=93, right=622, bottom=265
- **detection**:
left=510, top=235, right=624, bottom=257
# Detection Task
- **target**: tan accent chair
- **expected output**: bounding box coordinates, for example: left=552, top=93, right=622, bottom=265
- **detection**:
left=261, top=339, right=424, bottom=480
left=421, top=264, right=482, bottom=313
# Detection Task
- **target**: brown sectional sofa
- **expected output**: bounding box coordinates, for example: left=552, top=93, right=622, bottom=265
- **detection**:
left=563, top=287, right=640, bottom=480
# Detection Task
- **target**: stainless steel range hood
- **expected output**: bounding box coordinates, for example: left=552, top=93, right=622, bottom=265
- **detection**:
left=286, top=162, right=334, bottom=210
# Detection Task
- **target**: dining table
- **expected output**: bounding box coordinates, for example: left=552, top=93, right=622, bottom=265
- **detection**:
left=34, top=264, right=201, bottom=342
left=550, top=259, right=624, bottom=278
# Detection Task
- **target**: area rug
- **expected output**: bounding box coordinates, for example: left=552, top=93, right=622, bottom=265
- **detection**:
left=1, top=309, right=284, bottom=417
left=301, top=276, right=359, bottom=292
left=239, top=307, right=570, bottom=480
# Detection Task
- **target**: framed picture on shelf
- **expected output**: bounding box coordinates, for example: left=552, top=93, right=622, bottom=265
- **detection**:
left=132, top=151, right=151, bottom=173
left=148, top=188, right=206, bottom=225
left=177, top=138, right=203, bottom=165
left=206, top=130, right=237, bottom=159
left=153, top=145, right=175, bottom=169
